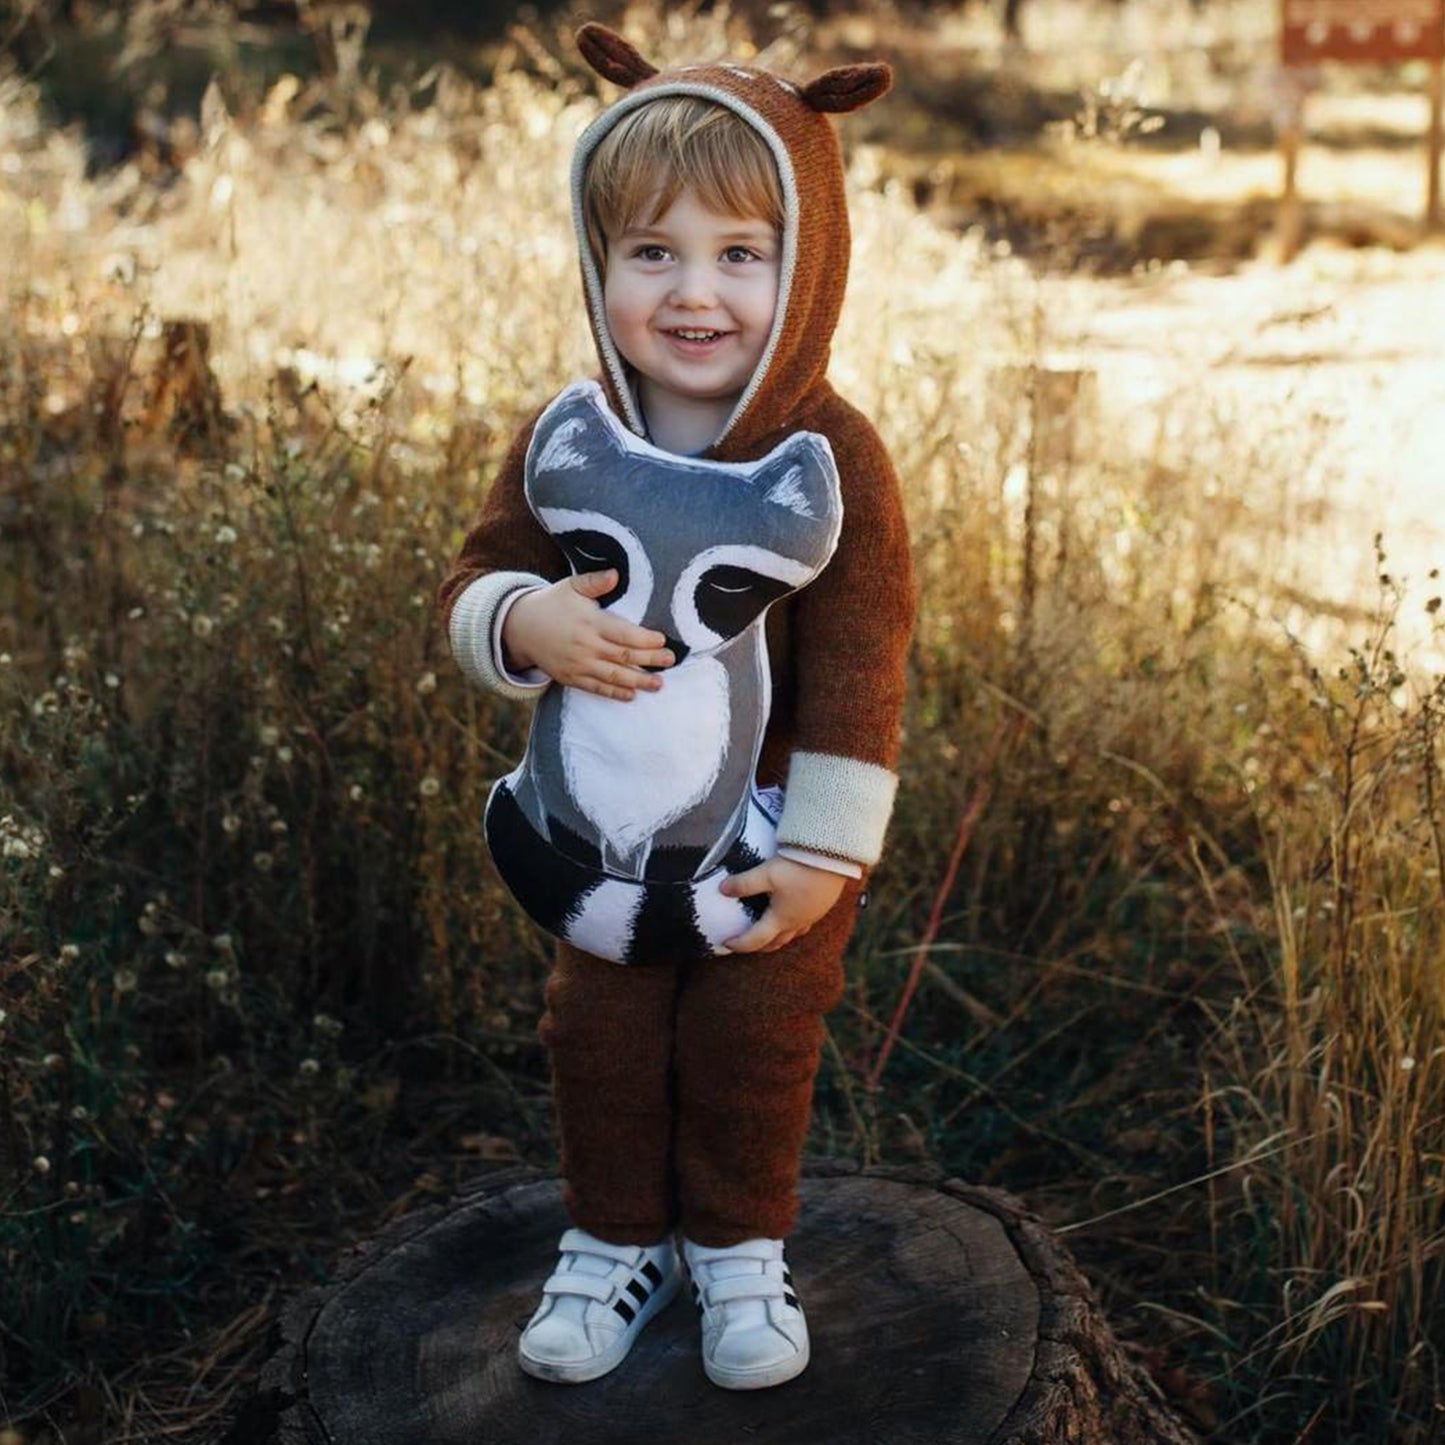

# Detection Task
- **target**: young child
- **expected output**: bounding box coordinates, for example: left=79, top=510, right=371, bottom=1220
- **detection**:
left=435, top=23, right=915, bottom=1391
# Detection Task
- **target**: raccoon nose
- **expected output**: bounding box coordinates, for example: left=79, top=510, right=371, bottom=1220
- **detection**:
left=642, top=635, right=688, bottom=671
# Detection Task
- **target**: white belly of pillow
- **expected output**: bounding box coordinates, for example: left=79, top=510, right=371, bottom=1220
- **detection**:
left=559, top=657, right=730, bottom=872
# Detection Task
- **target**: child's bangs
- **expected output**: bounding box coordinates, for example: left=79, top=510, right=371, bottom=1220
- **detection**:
left=584, top=97, right=784, bottom=266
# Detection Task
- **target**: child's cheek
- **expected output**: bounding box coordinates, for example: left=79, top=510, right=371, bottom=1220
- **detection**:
left=604, top=293, right=655, bottom=367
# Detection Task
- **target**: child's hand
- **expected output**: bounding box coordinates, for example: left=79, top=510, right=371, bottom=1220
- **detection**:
left=503, top=568, right=675, bottom=699
left=717, top=856, right=848, bottom=954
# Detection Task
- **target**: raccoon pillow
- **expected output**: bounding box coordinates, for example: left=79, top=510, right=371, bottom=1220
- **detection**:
left=483, top=378, right=844, bottom=966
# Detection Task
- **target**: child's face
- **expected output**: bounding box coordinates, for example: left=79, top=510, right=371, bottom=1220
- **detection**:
left=603, top=186, right=780, bottom=411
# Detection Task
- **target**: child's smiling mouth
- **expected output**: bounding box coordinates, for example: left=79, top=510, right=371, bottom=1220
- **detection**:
left=660, top=327, right=734, bottom=353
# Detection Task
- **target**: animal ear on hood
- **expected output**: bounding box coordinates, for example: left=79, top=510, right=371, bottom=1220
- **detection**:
left=800, top=62, right=893, bottom=113
left=575, top=22, right=659, bottom=88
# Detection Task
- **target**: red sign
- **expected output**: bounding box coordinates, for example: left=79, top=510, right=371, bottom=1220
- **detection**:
left=1282, top=0, right=1445, bottom=62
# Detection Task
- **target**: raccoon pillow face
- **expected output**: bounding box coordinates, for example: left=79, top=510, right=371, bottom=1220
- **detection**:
left=483, top=378, right=844, bottom=966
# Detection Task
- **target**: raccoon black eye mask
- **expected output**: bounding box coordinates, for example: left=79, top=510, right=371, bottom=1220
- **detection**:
left=483, top=378, right=844, bottom=965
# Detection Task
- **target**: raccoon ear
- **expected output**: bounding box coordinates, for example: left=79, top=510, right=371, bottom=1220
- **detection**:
left=575, top=23, right=660, bottom=88
left=799, top=62, right=892, bottom=114
left=757, top=437, right=839, bottom=524
left=531, top=384, right=626, bottom=477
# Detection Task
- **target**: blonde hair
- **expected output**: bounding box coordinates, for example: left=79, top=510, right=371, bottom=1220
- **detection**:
left=582, top=96, right=784, bottom=274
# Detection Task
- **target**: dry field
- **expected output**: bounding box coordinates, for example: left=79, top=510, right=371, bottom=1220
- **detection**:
left=2, top=2, right=1443, bottom=1442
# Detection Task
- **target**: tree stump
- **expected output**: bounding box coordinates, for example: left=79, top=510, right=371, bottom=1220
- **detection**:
left=226, top=1160, right=1198, bottom=1445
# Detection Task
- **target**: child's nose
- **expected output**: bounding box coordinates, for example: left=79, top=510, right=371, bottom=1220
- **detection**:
left=668, top=265, right=717, bottom=307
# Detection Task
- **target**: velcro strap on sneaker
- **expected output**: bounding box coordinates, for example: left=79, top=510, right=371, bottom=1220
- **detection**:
left=705, top=1274, right=787, bottom=1306
left=542, top=1274, right=616, bottom=1303
left=559, top=1228, right=645, bottom=1266
left=685, top=1241, right=779, bottom=1265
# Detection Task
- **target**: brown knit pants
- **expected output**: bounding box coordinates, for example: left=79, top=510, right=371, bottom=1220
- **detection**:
left=536, top=872, right=866, bottom=1249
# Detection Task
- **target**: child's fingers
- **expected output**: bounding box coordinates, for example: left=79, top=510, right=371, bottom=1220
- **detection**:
left=719, top=909, right=780, bottom=953
left=569, top=567, right=618, bottom=596
left=720, top=864, right=772, bottom=899
left=600, top=640, right=673, bottom=674
left=573, top=660, right=653, bottom=699
left=721, top=918, right=803, bottom=955
left=573, top=677, right=639, bottom=701
left=577, top=645, right=663, bottom=695
left=597, top=614, right=673, bottom=664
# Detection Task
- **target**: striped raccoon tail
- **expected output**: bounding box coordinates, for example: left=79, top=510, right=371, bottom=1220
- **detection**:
left=483, top=779, right=779, bottom=965
left=483, top=778, right=603, bottom=940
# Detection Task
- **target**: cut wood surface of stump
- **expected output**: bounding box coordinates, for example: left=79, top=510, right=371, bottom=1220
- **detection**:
left=228, top=1160, right=1199, bottom=1445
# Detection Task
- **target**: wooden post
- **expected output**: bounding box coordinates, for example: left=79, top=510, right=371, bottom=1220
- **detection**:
left=1274, top=72, right=1306, bottom=263
left=1428, top=55, right=1444, bottom=232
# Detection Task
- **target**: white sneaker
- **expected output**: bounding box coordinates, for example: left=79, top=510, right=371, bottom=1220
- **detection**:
left=518, top=1226, right=681, bottom=1384
left=681, top=1235, right=810, bottom=1390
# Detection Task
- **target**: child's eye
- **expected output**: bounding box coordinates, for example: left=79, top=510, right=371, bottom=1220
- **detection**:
left=723, top=246, right=759, bottom=263
left=633, top=244, right=669, bottom=262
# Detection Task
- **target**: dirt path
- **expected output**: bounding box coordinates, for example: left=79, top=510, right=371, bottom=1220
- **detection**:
left=1042, top=241, right=1445, bottom=671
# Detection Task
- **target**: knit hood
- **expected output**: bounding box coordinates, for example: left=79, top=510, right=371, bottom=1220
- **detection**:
left=569, top=23, right=891, bottom=463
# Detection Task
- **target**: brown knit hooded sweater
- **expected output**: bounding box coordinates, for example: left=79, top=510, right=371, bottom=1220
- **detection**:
left=436, top=24, right=916, bottom=878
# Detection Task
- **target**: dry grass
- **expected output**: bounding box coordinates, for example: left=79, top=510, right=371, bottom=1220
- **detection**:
left=1, top=2, right=1443, bottom=1441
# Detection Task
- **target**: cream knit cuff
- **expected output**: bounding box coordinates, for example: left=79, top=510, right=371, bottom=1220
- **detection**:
left=447, top=571, right=554, bottom=700
left=775, top=751, right=899, bottom=868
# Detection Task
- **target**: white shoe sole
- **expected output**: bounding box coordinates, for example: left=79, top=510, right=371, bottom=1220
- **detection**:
left=702, top=1327, right=810, bottom=1390
left=518, top=1264, right=681, bottom=1384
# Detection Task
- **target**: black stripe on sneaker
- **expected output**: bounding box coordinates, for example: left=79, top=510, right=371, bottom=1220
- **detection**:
left=784, top=1291, right=800, bottom=1309
left=626, top=1277, right=650, bottom=1305
left=613, top=1297, right=636, bottom=1324
left=783, top=1267, right=793, bottom=1284
left=641, top=1260, right=663, bottom=1287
